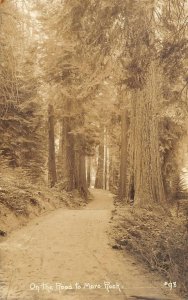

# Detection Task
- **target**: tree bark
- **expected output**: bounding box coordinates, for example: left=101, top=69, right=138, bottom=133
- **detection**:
left=119, top=108, right=129, bottom=200
left=74, top=137, right=80, bottom=190
left=104, top=129, right=108, bottom=190
left=62, top=115, right=75, bottom=191
left=61, top=99, right=75, bottom=191
left=79, top=150, right=88, bottom=199
left=74, top=134, right=88, bottom=198
left=130, top=62, right=166, bottom=207
left=87, top=156, right=91, bottom=188
left=48, top=104, right=57, bottom=187
left=57, top=121, right=63, bottom=181
left=95, top=141, right=104, bottom=189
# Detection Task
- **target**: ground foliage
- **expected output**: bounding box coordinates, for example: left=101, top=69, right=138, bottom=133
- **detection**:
left=111, top=201, right=188, bottom=297
left=0, top=166, right=85, bottom=237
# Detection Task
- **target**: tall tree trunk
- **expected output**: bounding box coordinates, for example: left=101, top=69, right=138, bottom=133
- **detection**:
left=109, top=145, right=120, bottom=194
left=95, top=141, right=104, bottom=189
left=61, top=100, right=75, bottom=191
left=74, top=137, right=80, bottom=190
left=119, top=108, right=129, bottom=200
left=62, top=115, right=75, bottom=191
left=130, top=62, right=166, bottom=207
left=109, top=155, right=113, bottom=192
left=57, top=121, right=63, bottom=180
left=87, top=156, right=91, bottom=188
left=106, top=145, right=110, bottom=190
left=79, top=150, right=88, bottom=199
left=74, top=134, right=88, bottom=198
left=104, top=129, right=108, bottom=190
left=48, top=104, right=57, bottom=187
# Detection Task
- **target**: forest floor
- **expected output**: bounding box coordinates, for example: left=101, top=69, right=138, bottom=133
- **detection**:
left=0, top=189, right=184, bottom=300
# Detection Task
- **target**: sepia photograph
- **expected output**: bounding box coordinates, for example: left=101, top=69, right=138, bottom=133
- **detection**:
left=0, top=0, right=188, bottom=299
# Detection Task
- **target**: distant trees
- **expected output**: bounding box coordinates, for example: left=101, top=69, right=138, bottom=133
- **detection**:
left=38, top=0, right=100, bottom=195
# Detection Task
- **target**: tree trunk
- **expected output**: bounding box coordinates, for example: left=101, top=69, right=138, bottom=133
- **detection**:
left=62, top=115, right=75, bottom=191
left=95, top=141, right=104, bottom=189
left=79, top=150, right=88, bottom=199
left=48, top=104, right=57, bottom=187
left=61, top=99, right=75, bottom=191
left=109, top=154, right=117, bottom=193
left=57, top=121, right=63, bottom=181
left=104, top=129, right=108, bottom=190
left=130, top=62, right=166, bottom=207
left=74, top=134, right=88, bottom=198
left=74, top=137, right=80, bottom=190
left=87, top=156, right=91, bottom=188
left=119, top=108, right=129, bottom=200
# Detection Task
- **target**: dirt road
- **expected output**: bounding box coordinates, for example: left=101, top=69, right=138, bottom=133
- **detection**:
left=0, top=189, right=183, bottom=300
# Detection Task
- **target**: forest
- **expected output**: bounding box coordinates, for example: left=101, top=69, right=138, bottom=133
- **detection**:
left=0, top=1, right=188, bottom=300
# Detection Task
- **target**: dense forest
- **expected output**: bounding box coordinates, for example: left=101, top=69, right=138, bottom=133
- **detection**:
left=1, top=0, right=188, bottom=202
left=0, top=0, right=188, bottom=299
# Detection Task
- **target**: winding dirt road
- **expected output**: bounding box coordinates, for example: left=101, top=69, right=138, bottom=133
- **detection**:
left=0, top=189, right=183, bottom=300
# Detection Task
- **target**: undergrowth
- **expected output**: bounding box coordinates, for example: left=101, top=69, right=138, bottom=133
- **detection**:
left=112, top=203, right=188, bottom=298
